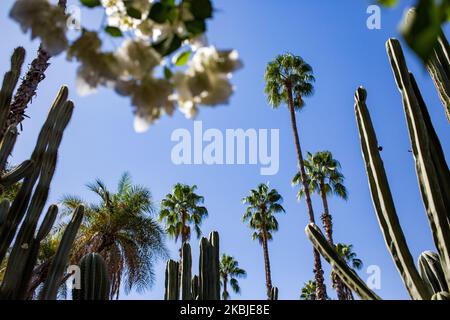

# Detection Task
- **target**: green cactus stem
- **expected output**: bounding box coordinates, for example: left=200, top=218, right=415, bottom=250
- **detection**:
left=164, top=259, right=180, bottom=300
left=386, top=38, right=450, bottom=289
left=305, top=223, right=381, bottom=300
left=0, top=160, right=34, bottom=187
left=180, top=242, right=192, bottom=300
left=269, top=287, right=278, bottom=300
left=354, top=85, right=430, bottom=300
left=418, top=251, right=449, bottom=296
left=73, top=253, right=110, bottom=300
left=431, top=291, right=450, bottom=300
left=40, top=205, right=84, bottom=300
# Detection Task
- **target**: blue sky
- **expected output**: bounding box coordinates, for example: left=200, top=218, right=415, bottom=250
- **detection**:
left=1, top=0, right=449, bottom=300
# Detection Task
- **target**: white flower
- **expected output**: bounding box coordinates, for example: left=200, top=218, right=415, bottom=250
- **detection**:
left=115, top=39, right=161, bottom=80
left=10, top=0, right=68, bottom=56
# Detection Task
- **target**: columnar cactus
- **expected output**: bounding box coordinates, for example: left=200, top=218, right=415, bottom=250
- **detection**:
left=386, top=38, right=450, bottom=288
left=0, top=48, right=84, bottom=300
left=269, top=287, right=278, bottom=300
left=418, top=251, right=449, bottom=296
left=72, top=253, right=110, bottom=300
left=305, top=223, right=381, bottom=300
left=164, top=231, right=220, bottom=300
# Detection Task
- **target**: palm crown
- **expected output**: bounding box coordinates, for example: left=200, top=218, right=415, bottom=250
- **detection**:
left=300, top=280, right=317, bottom=300
left=219, top=254, right=247, bottom=300
left=60, top=172, right=168, bottom=299
left=292, top=151, right=348, bottom=200
left=335, top=243, right=363, bottom=270
left=242, top=183, right=285, bottom=243
left=159, top=183, right=208, bottom=244
left=264, top=53, right=315, bottom=110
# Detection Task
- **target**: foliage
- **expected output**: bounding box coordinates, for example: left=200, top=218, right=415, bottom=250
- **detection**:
left=60, top=172, right=168, bottom=299
left=9, top=0, right=243, bottom=131
left=292, top=151, right=347, bottom=201
left=378, top=0, right=449, bottom=63
left=159, top=183, right=208, bottom=244
left=242, top=183, right=285, bottom=244
left=300, top=280, right=316, bottom=300
left=264, top=53, right=314, bottom=110
left=219, top=254, right=246, bottom=300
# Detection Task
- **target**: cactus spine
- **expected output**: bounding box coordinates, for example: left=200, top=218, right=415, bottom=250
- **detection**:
left=73, top=253, right=110, bottom=300
left=165, top=231, right=220, bottom=300
left=305, top=223, right=381, bottom=300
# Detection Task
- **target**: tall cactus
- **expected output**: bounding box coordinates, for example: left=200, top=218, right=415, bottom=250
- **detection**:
left=0, top=47, right=85, bottom=300
left=72, top=253, right=110, bottom=300
left=269, top=286, right=278, bottom=300
left=164, top=231, right=220, bottom=300
left=386, top=38, right=450, bottom=289
left=354, top=85, right=430, bottom=300
left=305, top=223, right=381, bottom=300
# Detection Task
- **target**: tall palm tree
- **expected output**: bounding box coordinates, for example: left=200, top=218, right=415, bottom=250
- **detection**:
left=335, top=243, right=363, bottom=300
left=59, top=172, right=168, bottom=299
left=300, top=280, right=317, bottom=300
left=264, top=53, right=327, bottom=299
left=219, top=254, right=247, bottom=300
left=292, top=150, right=348, bottom=299
left=159, top=183, right=208, bottom=251
left=242, top=183, right=285, bottom=299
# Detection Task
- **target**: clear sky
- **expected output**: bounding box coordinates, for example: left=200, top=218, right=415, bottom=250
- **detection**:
left=1, top=0, right=449, bottom=300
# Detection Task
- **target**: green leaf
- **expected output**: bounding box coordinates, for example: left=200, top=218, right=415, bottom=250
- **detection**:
left=187, top=0, right=213, bottom=19
left=149, top=3, right=169, bottom=23
left=126, top=7, right=142, bottom=19
left=153, top=35, right=183, bottom=56
left=80, top=0, right=101, bottom=8
left=378, top=0, right=398, bottom=7
left=173, top=50, right=192, bottom=66
left=164, top=66, right=173, bottom=79
left=185, top=19, right=206, bottom=35
left=105, top=26, right=123, bottom=37
left=401, top=0, right=441, bottom=63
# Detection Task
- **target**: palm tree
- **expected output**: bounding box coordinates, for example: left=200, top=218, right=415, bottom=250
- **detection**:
left=219, top=254, right=247, bottom=300
left=159, top=183, right=208, bottom=252
left=292, top=150, right=348, bottom=299
left=242, top=183, right=285, bottom=299
left=59, top=172, right=168, bottom=299
left=300, top=280, right=317, bottom=300
left=335, top=243, right=363, bottom=300
left=265, top=53, right=326, bottom=299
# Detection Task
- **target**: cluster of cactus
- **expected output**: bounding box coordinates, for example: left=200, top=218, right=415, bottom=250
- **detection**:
left=0, top=47, right=109, bottom=300
left=306, top=37, right=450, bottom=300
left=165, top=231, right=220, bottom=300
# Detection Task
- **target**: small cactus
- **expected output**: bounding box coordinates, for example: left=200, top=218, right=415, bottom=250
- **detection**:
left=73, top=253, right=110, bottom=300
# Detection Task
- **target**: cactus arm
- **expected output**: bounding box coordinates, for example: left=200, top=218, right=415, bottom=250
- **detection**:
left=418, top=251, right=449, bottom=295
left=354, top=86, right=429, bottom=300
left=270, top=287, right=278, bottom=300
left=0, top=160, right=34, bottom=187
left=0, top=199, right=10, bottom=227
left=209, top=231, right=220, bottom=300
left=0, top=126, right=18, bottom=172
left=0, top=86, right=68, bottom=262
left=386, top=38, right=450, bottom=289
left=73, top=253, right=110, bottom=300
left=40, top=205, right=84, bottom=300
left=305, top=223, right=381, bottom=300
left=0, top=47, right=25, bottom=135
left=180, top=243, right=192, bottom=300
left=164, top=260, right=180, bottom=300
left=191, top=275, right=199, bottom=300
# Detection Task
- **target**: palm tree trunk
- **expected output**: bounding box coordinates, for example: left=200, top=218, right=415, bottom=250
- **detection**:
left=261, top=230, right=273, bottom=299
left=319, top=182, right=346, bottom=300
left=223, top=275, right=229, bottom=300
left=286, top=84, right=327, bottom=300
left=2, top=0, right=67, bottom=139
